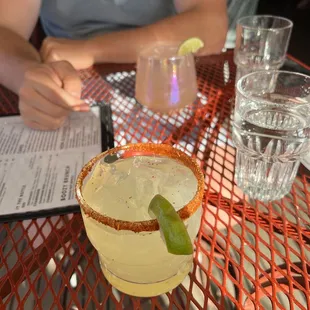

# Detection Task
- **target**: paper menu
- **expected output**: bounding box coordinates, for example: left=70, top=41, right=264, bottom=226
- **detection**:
left=0, top=108, right=102, bottom=219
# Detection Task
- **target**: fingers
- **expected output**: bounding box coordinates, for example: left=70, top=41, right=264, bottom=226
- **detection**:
left=19, top=61, right=89, bottom=131
left=50, top=61, right=82, bottom=99
left=20, top=87, right=68, bottom=117
left=23, top=63, right=87, bottom=111
left=19, top=101, right=67, bottom=130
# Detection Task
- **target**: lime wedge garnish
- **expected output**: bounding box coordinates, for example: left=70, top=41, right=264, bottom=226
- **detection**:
left=149, top=194, right=193, bottom=255
left=177, top=37, right=204, bottom=56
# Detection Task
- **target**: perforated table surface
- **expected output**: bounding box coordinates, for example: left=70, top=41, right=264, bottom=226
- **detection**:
left=0, top=50, right=309, bottom=309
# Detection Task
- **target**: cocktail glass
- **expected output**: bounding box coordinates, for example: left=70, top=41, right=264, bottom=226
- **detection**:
left=75, top=143, right=204, bottom=297
left=135, top=45, right=197, bottom=113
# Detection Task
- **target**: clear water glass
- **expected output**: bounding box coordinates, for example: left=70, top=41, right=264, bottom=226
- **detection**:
left=135, top=45, right=197, bottom=113
left=232, top=71, right=310, bottom=202
left=234, top=15, right=293, bottom=82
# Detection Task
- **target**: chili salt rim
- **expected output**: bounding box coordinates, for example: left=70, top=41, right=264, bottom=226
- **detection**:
left=75, top=143, right=204, bottom=232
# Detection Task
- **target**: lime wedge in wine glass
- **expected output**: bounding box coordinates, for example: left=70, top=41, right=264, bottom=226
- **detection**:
left=177, top=37, right=204, bottom=56
left=149, top=194, right=193, bottom=255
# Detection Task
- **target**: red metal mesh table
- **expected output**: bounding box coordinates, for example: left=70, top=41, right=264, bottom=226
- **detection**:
left=0, top=51, right=309, bottom=309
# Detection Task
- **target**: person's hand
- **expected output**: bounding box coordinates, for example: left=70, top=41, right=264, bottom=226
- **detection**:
left=40, top=37, right=94, bottom=70
left=19, top=61, right=89, bottom=130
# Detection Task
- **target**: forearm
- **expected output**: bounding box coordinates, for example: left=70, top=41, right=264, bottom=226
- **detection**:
left=0, top=26, right=41, bottom=93
left=88, top=2, right=228, bottom=64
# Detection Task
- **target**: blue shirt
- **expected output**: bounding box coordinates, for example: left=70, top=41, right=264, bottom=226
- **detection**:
left=40, top=0, right=258, bottom=47
left=40, top=0, right=177, bottom=39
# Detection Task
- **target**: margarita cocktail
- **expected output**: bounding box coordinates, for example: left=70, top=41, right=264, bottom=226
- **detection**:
left=75, top=143, right=204, bottom=297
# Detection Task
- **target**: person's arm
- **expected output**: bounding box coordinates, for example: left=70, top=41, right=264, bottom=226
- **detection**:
left=0, top=0, right=88, bottom=130
left=90, top=0, right=228, bottom=63
left=0, top=0, right=41, bottom=93
left=41, top=0, right=228, bottom=69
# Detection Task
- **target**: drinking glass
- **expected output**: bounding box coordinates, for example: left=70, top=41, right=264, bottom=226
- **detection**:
left=232, top=71, right=310, bottom=202
left=234, top=15, right=293, bottom=82
left=75, top=143, right=204, bottom=297
left=135, top=45, right=197, bottom=113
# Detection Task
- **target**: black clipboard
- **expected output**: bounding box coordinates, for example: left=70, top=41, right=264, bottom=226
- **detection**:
left=0, top=103, right=114, bottom=223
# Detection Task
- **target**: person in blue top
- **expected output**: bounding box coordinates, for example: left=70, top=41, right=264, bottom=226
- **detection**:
left=0, top=0, right=257, bottom=131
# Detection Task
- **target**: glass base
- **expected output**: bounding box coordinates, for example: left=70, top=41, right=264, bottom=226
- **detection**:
left=235, top=182, right=292, bottom=202
left=99, top=257, right=192, bottom=297
left=235, top=150, right=299, bottom=202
